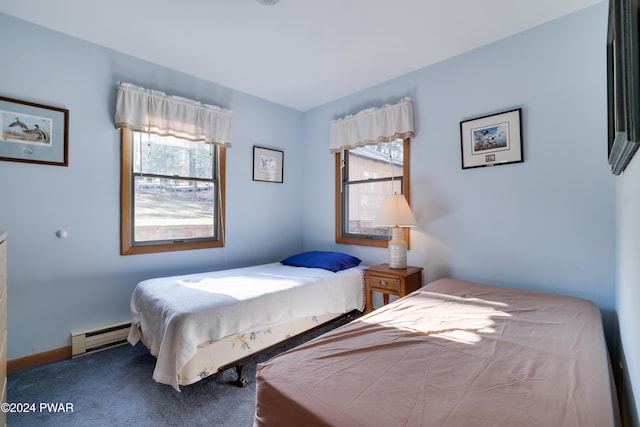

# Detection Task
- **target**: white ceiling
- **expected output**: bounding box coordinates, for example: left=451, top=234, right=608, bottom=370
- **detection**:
left=0, top=0, right=603, bottom=111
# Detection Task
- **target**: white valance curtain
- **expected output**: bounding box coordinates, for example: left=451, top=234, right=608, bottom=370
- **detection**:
left=114, top=82, right=232, bottom=147
left=329, top=97, right=414, bottom=153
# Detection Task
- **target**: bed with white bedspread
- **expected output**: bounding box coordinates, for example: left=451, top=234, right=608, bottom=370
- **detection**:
left=128, top=255, right=365, bottom=391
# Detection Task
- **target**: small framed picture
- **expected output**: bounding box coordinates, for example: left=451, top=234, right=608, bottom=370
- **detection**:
left=0, top=96, right=69, bottom=166
left=460, top=108, right=522, bottom=169
left=253, top=146, right=283, bottom=183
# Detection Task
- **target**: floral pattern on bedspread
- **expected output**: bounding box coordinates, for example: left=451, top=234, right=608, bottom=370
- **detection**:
left=233, top=327, right=273, bottom=352
left=231, top=316, right=322, bottom=353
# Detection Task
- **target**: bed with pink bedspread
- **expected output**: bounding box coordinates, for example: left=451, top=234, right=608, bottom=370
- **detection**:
left=255, top=278, right=620, bottom=427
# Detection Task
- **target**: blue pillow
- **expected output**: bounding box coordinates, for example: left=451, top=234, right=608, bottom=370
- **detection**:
left=281, top=251, right=361, bottom=272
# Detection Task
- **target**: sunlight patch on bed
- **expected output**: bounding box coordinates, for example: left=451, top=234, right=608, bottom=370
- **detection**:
left=178, top=275, right=302, bottom=299
left=361, top=292, right=512, bottom=346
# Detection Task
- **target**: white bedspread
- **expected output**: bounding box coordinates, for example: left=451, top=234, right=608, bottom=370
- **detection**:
left=127, top=263, right=365, bottom=391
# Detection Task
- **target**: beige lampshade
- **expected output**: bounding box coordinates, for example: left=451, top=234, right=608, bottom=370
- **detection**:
left=373, top=194, right=417, bottom=227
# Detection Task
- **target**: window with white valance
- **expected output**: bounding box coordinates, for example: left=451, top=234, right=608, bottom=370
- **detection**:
left=115, top=82, right=232, bottom=146
left=329, top=97, right=414, bottom=153
left=332, top=98, right=415, bottom=248
left=115, top=82, right=230, bottom=255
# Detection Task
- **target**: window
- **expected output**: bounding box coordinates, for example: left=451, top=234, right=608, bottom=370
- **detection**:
left=121, top=128, right=225, bottom=255
left=335, top=138, right=410, bottom=247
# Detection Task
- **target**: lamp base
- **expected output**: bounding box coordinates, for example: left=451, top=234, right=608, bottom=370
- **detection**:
left=388, top=227, right=407, bottom=269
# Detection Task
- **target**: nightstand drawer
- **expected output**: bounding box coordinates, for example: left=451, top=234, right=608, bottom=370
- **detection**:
left=364, top=264, right=423, bottom=313
left=367, top=275, right=400, bottom=292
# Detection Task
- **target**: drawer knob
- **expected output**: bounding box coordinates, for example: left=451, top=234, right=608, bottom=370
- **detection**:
left=378, top=279, right=389, bottom=287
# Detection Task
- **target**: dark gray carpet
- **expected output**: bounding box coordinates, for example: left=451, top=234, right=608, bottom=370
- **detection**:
left=8, top=313, right=359, bottom=427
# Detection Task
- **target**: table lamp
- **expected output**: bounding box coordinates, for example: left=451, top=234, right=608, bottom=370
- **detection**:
left=373, top=194, right=417, bottom=269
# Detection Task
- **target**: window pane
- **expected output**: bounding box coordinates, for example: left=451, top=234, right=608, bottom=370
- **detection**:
left=345, top=179, right=402, bottom=236
left=133, top=176, right=215, bottom=242
left=348, top=140, right=403, bottom=181
left=335, top=137, right=410, bottom=247
left=133, top=133, right=213, bottom=179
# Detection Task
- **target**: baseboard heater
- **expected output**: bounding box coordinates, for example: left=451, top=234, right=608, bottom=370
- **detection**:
left=71, top=321, right=131, bottom=357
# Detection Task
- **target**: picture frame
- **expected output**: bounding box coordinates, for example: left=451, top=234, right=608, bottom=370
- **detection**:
left=607, top=0, right=640, bottom=175
left=460, top=108, right=523, bottom=169
left=252, top=146, right=283, bottom=183
left=0, top=96, right=69, bottom=167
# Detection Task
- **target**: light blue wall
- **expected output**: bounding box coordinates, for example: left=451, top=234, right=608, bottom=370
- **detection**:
left=0, top=13, right=304, bottom=360
left=616, top=150, right=640, bottom=420
left=302, top=3, right=615, bottom=312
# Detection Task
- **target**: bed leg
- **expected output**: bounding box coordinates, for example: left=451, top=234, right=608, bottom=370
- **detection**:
left=234, top=364, right=248, bottom=388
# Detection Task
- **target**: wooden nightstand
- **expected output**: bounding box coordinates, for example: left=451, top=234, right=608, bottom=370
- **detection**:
left=364, top=264, right=423, bottom=313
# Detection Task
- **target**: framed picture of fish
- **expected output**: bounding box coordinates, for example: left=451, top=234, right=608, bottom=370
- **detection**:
left=0, top=96, right=69, bottom=166
left=460, top=108, right=523, bottom=169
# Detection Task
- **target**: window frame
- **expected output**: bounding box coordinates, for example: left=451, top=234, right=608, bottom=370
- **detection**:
left=335, top=137, right=411, bottom=248
left=120, top=128, right=226, bottom=255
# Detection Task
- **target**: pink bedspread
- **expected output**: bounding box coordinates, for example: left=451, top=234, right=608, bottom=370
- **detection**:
left=255, top=278, right=618, bottom=427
